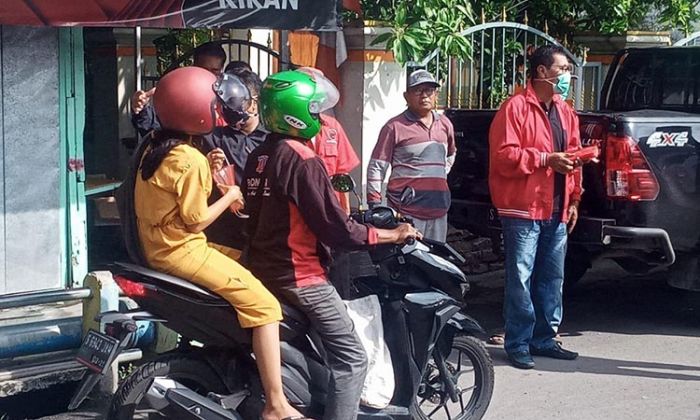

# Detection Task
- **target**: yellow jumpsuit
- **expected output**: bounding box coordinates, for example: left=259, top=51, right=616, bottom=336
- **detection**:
left=134, top=143, right=281, bottom=328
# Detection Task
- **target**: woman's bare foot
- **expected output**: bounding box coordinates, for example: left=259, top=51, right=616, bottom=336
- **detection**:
left=261, top=400, right=308, bottom=420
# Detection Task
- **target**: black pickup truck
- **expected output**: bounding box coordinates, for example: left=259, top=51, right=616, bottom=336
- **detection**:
left=447, top=47, right=700, bottom=291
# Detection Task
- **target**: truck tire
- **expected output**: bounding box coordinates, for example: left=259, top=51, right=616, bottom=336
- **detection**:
left=564, top=249, right=591, bottom=293
left=107, top=354, right=227, bottom=419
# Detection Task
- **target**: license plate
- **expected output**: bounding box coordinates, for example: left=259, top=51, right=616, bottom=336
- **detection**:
left=76, top=330, right=121, bottom=374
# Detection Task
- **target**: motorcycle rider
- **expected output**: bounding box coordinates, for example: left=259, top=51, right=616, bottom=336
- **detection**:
left=131, top=67, right=305, bottom=420
left=242, top=69, right=422, bottom=420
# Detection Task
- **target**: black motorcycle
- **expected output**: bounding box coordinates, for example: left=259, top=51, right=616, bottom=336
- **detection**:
left=69, top=176, right=494, bottom=420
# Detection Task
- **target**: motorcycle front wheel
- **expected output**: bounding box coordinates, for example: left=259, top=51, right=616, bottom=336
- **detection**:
left=107, top=354, right=228, bottom=420
left=414, top=335, right=494, bottom=420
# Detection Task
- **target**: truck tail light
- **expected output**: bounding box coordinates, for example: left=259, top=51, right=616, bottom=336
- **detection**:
left=605, top=135, right=659, bottom=201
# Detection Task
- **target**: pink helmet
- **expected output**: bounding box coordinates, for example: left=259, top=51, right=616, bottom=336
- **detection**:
left=153, top=66, right=218, bottom=135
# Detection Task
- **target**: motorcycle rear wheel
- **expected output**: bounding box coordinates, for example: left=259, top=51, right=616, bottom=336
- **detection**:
left=415, top=335, right=494, bottom=420
left=107, top=354, right=228, bottom=420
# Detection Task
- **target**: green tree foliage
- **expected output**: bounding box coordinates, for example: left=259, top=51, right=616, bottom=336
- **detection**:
left=366, top=0, right=476, bottom=64
left=361, top=0, right=700, bottom=64
left=153, top=29, right=216, bottom=74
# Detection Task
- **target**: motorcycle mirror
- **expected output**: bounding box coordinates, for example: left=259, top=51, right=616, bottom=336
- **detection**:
left=400, top=187, right=416, bottom=205
left=331, top=174, right=356, bottom=193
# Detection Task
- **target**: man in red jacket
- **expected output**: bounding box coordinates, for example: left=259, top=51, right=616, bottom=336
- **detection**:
left=489, top=45, right=582, bottom=369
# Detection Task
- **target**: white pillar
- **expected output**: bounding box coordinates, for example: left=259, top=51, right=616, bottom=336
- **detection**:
left=338, top=26, right=406, bottom=205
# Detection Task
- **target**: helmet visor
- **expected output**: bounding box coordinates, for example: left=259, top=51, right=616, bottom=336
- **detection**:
left=302, top=71, right=339, bottom=115
left=213, top=74, right=252, bottom=126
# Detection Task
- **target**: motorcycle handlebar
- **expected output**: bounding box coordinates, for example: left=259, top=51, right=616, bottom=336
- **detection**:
left=352, top=206, right=411, bottom=230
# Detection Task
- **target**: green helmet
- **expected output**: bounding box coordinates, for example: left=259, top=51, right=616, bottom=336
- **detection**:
left=260, top=70, right=339, bottom=139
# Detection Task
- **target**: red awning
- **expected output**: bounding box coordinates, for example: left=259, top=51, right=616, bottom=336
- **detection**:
left=0, top=0, right=340, bottom=30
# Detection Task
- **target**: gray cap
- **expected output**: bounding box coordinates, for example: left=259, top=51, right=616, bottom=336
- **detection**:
left=407, top=69, right=440, bottom=89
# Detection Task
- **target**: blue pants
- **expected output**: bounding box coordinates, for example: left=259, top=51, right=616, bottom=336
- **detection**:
left=501, top=215, right=567, bottom=355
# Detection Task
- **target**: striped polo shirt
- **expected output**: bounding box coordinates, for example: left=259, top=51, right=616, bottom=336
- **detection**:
left=367, top=110, right=456, bottom=219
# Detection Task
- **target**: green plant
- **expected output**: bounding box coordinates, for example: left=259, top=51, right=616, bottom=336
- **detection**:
left=153, top=29, right=215, bottom=74
left=368, top=0, right=476, bottom=65
left=520, top=0, right=700, bottom=40
left=656, top=0, right=700, bottom=35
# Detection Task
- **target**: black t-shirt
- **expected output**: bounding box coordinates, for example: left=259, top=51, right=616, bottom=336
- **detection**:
left=541, top=102, right=566, bottom=215
left=200, top=125, right=266, bottom=250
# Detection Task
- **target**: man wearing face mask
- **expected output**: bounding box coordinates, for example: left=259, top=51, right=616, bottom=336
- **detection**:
left=201, top=69, right=266, bottom=250
left=488, top=45, right=583, bottom=369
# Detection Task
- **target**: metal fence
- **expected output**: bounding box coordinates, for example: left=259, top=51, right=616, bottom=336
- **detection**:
left=418, top=17, right=588, bottom=110
left=674, top=31, right=700, bottom=46
left=140, top=30, right=292, bottom=90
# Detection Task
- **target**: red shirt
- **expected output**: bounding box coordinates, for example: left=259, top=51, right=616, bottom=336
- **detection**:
left=311, top=114, right=360, bottom=209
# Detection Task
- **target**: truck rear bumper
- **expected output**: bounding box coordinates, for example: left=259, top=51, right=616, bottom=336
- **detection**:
left=571, top=216, right=676, bottom=270
left=447, top=200, right=677, bottom=273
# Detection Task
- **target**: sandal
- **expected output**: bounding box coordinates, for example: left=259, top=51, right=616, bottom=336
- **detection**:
left=282, top=417, right=314, bottom=420
left=487, top=334, right=504, bottom=345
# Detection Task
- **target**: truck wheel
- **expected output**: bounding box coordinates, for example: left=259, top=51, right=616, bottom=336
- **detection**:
left=564, top=253, right=591, bottom=293
left=667, top=253, right=700, bottom=291
left=107, top=354, right=227, bottom=420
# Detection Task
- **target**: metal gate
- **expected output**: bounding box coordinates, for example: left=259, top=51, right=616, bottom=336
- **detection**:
left=674, top=32, right=700, bottom=46
left=137, top=30, right=294, bottom=90
left=418, top=20, right=586, bottom=110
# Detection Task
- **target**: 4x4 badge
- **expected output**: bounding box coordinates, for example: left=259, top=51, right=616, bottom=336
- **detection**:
left=646, top=131, right=689, bottom=148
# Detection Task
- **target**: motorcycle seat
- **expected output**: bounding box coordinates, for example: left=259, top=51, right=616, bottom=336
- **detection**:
left=113, top=262, right=311, bottom=327
left=113, top=261, right=227, bottom=304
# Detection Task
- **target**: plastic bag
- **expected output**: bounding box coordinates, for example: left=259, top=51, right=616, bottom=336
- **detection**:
left=344, top=295, right=395, bottom=409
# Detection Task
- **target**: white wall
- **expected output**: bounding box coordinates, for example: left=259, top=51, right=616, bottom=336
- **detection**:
left=338, top=27, right=406, bottom=205
left=0, top=26, right=62, bottom=293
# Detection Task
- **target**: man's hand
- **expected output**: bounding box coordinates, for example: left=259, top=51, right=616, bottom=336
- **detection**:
left=130, top=87, right=156, bottom=115
left=393, top=223, right=423, bottom=244
left=207, top=148, right=227, bottom=172
left=567, top=201, right=579, bottom=234
left=546, top=152, right=575, bottom=174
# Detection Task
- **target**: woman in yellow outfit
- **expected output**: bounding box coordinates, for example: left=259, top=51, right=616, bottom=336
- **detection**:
left=134, top=66, right=306, bottom=420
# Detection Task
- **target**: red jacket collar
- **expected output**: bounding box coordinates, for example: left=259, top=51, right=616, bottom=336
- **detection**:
left=524, top=83, right=564, bottom=108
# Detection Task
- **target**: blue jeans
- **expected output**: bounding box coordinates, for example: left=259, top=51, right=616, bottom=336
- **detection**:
left=501, top=215, right=567, bottom=355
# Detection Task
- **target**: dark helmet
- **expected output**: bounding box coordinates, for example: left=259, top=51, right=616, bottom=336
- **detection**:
left=213, top=73, right=252, bottom=127
left=153, top=66, right=217, bottom=135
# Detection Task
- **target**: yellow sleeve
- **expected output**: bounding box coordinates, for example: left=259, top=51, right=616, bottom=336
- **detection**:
left=175, top=158, right=212, bottom=225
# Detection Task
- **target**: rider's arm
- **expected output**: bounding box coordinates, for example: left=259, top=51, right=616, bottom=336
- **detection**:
left=366, top=123, right=395, bottom=208
left=291, top=158, right=412, bottom=248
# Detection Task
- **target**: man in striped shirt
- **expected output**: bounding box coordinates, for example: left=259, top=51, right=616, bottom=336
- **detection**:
left=366, top=69, right=456, bottom=241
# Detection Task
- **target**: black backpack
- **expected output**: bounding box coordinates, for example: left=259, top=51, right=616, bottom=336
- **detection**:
left=114, top=133, right=152, bottom=266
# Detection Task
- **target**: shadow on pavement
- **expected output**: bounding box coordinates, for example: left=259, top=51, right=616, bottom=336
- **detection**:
left=487, top=346, right=700, bottom=382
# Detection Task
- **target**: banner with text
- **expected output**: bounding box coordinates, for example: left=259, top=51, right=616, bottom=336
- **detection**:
left=0, top=0, right=340, bottom=30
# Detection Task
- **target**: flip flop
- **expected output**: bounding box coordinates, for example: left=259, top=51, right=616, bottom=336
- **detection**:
left=487, top=334, right=504, bottom=345
left=281, top=417, right=314, bottom=420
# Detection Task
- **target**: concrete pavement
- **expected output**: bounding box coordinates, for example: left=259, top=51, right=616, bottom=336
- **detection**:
left=4, top=262, right=699, bottom=420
